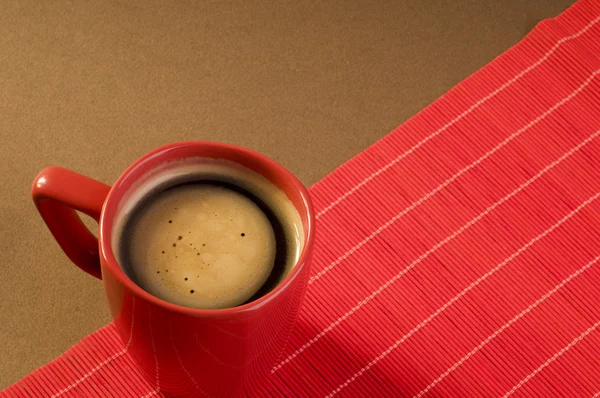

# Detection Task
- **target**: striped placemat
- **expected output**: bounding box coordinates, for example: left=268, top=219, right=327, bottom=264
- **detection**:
left=4, top=0, right=600, bottom=396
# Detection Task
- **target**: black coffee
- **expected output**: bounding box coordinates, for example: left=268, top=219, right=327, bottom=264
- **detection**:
left=115, top=164, right=303, bottom=310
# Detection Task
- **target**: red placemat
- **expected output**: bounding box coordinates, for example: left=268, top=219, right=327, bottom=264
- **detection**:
left=5, top=1, right=600, bottom=396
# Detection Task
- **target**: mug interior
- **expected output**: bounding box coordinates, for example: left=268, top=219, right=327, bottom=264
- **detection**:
left=99, top=141, right=314, bottom=315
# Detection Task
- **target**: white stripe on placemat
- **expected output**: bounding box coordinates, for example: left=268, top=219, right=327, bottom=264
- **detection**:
left=273, top=125, right=600, bottom=373
left=309, top=70, right=600, bottom=285
left=502, top=320, right=600, bottom=397
left=415, top=255, right=600, bottom=397
left=315, top=16, right=600, bottom=219
left=324, top=191, right=600, bottom=397
left=51, top=298, right=136, bottom=398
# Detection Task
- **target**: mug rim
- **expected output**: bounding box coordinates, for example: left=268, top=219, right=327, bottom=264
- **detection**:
left=98, top=141, right=315, bottom=317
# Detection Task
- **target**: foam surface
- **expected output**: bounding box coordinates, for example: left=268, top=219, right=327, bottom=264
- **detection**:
left=124, top=184, right=277, bottom=309
left=113, top=157, right=304, bottom=309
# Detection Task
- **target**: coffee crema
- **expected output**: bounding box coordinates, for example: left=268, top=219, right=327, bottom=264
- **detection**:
left=113, top=158, right=304, bottom=310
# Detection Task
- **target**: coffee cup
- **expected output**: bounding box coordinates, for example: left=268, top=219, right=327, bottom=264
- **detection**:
left=32, top=142, right=315, bottom=397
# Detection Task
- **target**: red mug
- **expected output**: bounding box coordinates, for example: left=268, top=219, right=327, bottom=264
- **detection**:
left=32, top=142, right=315, bottom=397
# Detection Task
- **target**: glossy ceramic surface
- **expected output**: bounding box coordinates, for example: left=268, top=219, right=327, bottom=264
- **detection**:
left=32, top=142, right=315, bottom=397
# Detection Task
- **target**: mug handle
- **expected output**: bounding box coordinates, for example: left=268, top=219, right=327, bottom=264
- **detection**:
left=32, top=167, right=111, bottom=279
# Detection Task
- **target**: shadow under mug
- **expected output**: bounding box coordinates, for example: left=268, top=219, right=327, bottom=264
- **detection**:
left=32, top=142, right=315, bottom=397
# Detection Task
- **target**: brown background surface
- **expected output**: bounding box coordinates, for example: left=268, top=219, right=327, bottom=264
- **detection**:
left=0, top=0, right=576, bottom=389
